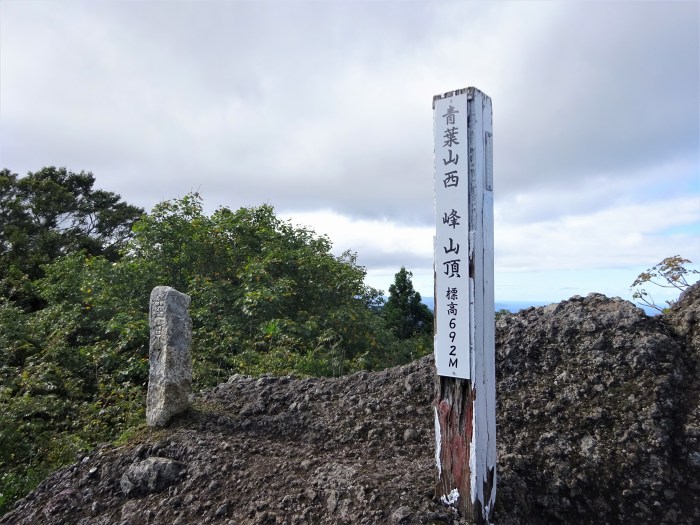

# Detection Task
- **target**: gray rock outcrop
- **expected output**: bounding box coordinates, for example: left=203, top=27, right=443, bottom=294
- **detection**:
left=146, top=286, right=192, bottom=427
left=2, top=287, right=699, bottom=524
left=496, top=291, right=698, bottom=523
left=665, top=282, right=700, bottom=511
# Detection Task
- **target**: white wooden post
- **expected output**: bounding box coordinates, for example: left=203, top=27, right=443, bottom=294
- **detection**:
left=433, top=87, right=496, bottom=523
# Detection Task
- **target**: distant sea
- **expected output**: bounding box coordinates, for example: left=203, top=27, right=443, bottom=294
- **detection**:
left=493, top=301, right=552, bottom=313
left=420, top=297, right=659, bottom=316
left=420, top=297, right=547, bottom=313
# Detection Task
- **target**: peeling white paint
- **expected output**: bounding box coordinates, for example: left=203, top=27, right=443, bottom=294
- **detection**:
left=488, top=462, right=497, bottom=511
left=470, top=404, right=477, bottom=502
left=469, top=276, right=476, bottom=380
left=440, top=488, right=460, bottom=506
left=434, top=406, right=442, bottom=477
left=483, top=502, right=494, bottom=525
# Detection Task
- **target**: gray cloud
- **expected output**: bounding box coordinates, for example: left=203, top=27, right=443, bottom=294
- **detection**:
left=494, top=2, right=698, bottom=194
left=1, top=0, right=698, bottom=301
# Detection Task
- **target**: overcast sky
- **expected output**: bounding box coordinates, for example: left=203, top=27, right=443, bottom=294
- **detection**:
left=1, top=0, right=698, bottom=305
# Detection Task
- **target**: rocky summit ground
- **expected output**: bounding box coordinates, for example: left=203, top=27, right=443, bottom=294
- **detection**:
left=2, top=285, right=699, bottom=525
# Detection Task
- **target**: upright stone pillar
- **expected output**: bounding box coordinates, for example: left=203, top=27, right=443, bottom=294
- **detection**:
left=147, top=286, right=192, bottom=427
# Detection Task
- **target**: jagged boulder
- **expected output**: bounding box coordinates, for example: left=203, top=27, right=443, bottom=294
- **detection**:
left=664, top=282, right=700, bottom=514
left=496, top=292, right=696, bottom=524
left=120, top=457, right=186, bottom=497
left=667, top=281, right=700, bottom=352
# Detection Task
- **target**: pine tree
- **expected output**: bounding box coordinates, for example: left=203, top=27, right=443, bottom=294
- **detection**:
left=384, top=266, right=433, bottom=339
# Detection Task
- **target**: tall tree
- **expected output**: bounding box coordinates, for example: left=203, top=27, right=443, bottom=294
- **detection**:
left=0, top=167, right=143, bottom=308
left=125, top=193, right=390, bottom=378
left=384, top=266, right=434, bottom=339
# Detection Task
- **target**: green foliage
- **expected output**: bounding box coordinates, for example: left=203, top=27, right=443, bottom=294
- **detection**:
left=383, top=266, right=434, bottom=339
left=124, top=194, right=393, bottom=384
left=0, top=167, right=143, bottom=512
left=495, top=308, right=510, bottom=320
left=0, top=187, right=433, bottom=514
left=631, top=255, right=699, bottom=312
left=0, top=167, right=143, bottom=310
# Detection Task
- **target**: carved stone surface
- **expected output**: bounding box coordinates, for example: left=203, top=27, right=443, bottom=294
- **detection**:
left=146, top=286, right=192, bottom=427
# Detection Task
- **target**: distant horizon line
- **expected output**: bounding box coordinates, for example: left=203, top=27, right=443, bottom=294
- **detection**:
left=415, top=296, right=658, bottom=315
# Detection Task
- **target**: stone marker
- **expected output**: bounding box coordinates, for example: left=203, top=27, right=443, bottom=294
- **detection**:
left=146, top=286, right=192, bottom=427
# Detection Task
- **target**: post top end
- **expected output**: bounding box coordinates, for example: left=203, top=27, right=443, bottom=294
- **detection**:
left=432, top=87, right=490, bottom=108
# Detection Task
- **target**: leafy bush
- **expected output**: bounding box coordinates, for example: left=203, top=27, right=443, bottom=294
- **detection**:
left=0, top=191, right=430, bottom=514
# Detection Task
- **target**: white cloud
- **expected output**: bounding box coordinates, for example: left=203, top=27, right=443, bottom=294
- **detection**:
left=283, top=191, right=699, bottom=298
left=284, top=209, right=434, bottom=266
left=497, top=194, right=699, bottom=270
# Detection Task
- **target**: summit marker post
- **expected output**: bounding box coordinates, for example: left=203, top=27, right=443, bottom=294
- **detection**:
left=433, top=87, right=496, bottom=523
